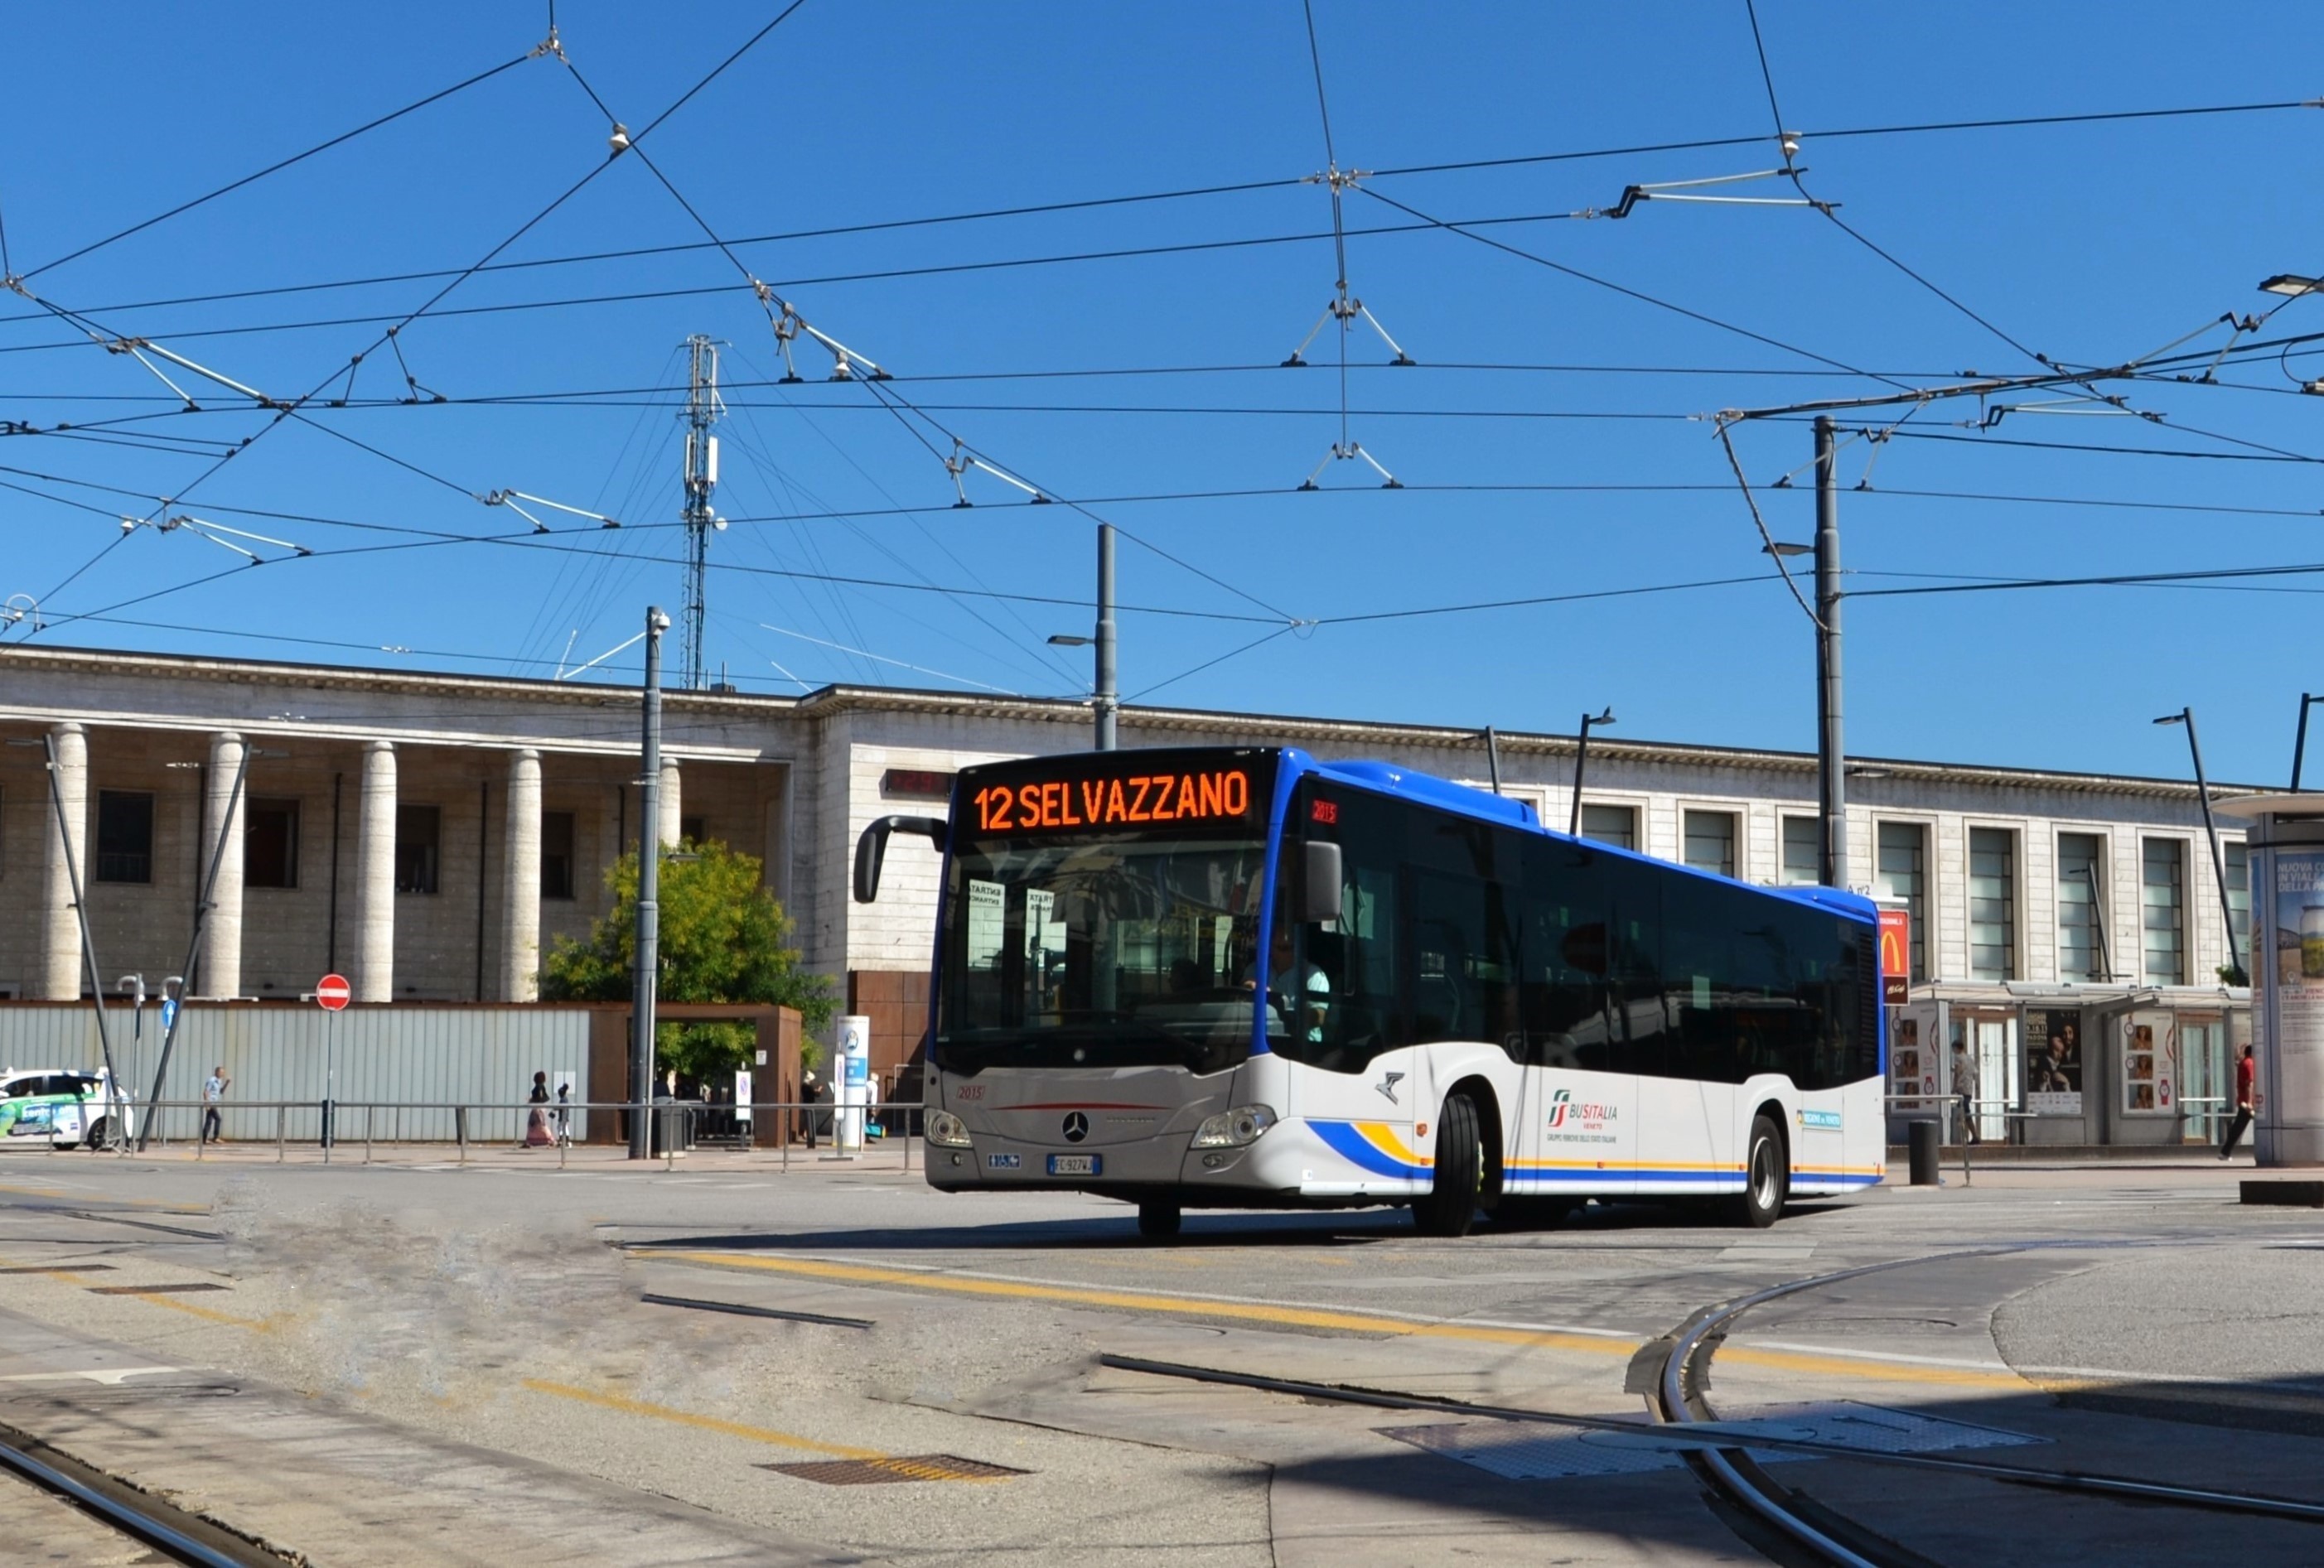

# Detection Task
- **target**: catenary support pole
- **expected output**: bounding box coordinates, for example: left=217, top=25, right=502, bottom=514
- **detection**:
left=1814, top=414, right=1847, bottom=888
left=1095, top=523, right=1118, bottom=750
left=2178, top=707, right=2243, bottom=982
left=631, top=605, right=670, bottom=1160
left=42, top=732, right=123, bottom=1146
left=139, top=744, right=249, bottom=1150
left=2294, top=692, right=2322, bottom=792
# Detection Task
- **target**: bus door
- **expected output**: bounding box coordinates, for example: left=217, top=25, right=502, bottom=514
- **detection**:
left=1515, top=842, right=1639, bottom=1200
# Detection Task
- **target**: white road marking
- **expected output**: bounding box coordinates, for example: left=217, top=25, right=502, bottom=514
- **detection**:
left=0, top=1367, right=181, bottom=1386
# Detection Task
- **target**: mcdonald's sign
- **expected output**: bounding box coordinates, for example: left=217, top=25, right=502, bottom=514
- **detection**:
left=1877, top=909, right=1911, bottom=1004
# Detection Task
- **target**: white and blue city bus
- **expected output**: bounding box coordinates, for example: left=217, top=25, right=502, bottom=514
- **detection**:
left=853, top=745, right=1885, bottom=1238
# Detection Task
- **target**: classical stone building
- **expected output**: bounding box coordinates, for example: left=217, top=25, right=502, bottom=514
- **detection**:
left=0, top=644, right=2253, bottom=1144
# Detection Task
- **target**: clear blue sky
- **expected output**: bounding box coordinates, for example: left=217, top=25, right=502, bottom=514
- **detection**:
left=5, top=3, right=2322, bottom=784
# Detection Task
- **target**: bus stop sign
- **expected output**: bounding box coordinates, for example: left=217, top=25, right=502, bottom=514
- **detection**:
left=315, top=972, right=351, bottom=1011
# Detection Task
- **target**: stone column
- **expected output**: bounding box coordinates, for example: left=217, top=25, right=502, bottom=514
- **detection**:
left=355, top=741, right=397, bottom=1002
left=37, top=722, right=88, bottom=1000
left=197, top=732, right=247, bottom=999
left=657, top=758, right=683, bottom=848
left=502, top=749, right=542, bottom=1001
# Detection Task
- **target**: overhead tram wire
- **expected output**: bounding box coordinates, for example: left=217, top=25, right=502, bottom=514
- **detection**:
left=14, top=46, right=544, bottom=282
left=3, top=95, right=2311, bottom=326
left=2, top=2, right=813, bottom=648
left=548, top=54, right=1298, bottom=649
left=1741, top=0, right=2046, bottom=370
left=1355, top=185, right=1912, bottom=389
left=553, top=55, right=1093, bottom=690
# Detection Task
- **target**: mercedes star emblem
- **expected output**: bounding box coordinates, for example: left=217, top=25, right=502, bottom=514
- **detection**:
left=1062, top=1112, right=1090, bottom=1143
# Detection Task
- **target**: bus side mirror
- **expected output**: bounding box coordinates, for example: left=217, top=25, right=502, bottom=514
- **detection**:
left=1299, top=840, right=1342, bottom=924
left=853, top=816, right=949, bottom=904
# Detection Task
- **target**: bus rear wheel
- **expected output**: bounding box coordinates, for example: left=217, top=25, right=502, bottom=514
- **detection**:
left=1727, top=1114, right=1788, bottom=1228
left=1137, top=1200, right=1181, bottom=1240
left=1414, top=1093, right=1484, bottom=1238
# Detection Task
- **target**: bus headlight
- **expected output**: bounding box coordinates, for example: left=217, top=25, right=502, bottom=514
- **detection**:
left=1191, top=1105, right=1277, bottom=1148
left=926, top=1110, right=973, bottom=1148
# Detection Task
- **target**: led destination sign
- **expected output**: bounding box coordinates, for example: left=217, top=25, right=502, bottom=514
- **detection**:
left=959, top=750, right=1273, bottom=837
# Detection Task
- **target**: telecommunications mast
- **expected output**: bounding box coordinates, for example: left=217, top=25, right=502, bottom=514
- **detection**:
left=679, top=334, right=724, bottom=690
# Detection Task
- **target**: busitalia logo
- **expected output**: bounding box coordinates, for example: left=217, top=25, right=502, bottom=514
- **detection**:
left=1547, top=1088, right=1618, bottom=1128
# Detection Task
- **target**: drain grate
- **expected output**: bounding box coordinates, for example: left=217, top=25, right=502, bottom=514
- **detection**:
left=86, top=1282, right=228, bottom=1295
left=762, top=1454, right=1025, bottom=1486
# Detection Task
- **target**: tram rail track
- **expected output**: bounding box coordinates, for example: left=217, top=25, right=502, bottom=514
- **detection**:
left=0, top=1416, right=290, bottom=1566
left=1101, top=1240, right=2324, bottom=1568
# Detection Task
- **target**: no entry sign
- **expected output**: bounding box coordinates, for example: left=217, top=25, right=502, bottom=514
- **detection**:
left=315, top=972, right=352, bottom=1011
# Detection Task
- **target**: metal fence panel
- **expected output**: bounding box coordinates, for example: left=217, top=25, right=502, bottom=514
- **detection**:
left=0, top=1005, right=593, bottom=1144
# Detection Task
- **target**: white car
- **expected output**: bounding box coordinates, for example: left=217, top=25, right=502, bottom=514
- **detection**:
left=0, top=1069, right=137, bottom=1150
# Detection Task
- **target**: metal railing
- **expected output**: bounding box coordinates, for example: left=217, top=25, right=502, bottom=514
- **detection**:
left=72, top=1098, right=925, bottom=1173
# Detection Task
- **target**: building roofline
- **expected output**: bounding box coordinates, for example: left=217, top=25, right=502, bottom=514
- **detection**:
left=1, top=643, right=2249, bottom=798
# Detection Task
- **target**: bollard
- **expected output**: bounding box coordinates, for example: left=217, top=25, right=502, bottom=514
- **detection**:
left=277, top=1103, right=287, bottom=1164
left=364, top=1103, right=374, bottom=1166
left=1907, top=1118, right=1942, bottom=1186
left=456, top=1105, right=468, bottom=1165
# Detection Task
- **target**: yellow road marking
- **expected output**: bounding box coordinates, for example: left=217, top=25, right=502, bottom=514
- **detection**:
left=521, top=1378, right=881, bottom=1458
left=656, top=1250, right=2035, bottom=1392
left=6, top=1262, right=273, bottom=1332
left=1717, top=1343, right=2029, bottom=1391
left=656, top=1251, right=1632, bottom=1357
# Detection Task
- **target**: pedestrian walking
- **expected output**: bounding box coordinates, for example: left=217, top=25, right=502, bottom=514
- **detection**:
left=553, top=1078, right=573, bottom=1145
left=1950, top=1042, right=1979, bottom=1146
left=2220, top=1044, right=2257, bottom=1158
left=524, top=1071, right=553, bottom=1149
left=201, top=1066, right=229, bottom=1146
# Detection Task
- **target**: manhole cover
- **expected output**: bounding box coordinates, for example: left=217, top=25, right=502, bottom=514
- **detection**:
left=762, top=1454, right=1025, bottom=1485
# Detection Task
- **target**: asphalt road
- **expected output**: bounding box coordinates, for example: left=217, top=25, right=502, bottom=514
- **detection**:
left=0, top=1145, right=2315, bottom=1566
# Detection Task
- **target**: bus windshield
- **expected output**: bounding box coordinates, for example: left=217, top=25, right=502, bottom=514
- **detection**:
left=937, top=831, right=1270, bottom=1074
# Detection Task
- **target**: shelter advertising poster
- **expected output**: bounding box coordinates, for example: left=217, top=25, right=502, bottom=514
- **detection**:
left=2277, top=850, right=2324, bottom=1061
left=2024, top=1009, right=2083, bottom=1117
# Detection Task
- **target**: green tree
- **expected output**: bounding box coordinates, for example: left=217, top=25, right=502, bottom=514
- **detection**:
left=539, top=840, right=833, bottom=1081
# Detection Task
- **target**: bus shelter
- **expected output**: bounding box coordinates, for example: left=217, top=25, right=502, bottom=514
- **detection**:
left=1884, top=982, right=2249, bottom=1149
left=2218, top=794, right=2324, bottom=1167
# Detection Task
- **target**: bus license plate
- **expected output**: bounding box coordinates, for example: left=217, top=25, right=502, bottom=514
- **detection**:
left=1047, top=1153, right=1100, bottom=1177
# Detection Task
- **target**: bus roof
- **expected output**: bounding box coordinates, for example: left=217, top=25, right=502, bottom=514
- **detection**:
left=1282, top=747, right=1877, bottom=924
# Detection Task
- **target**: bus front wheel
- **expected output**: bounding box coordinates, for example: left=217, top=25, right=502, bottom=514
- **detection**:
left=1414, top=1093, right=1483, bottom=1238
left=1137, top=1200, right=1182, bottom=1240
left=1728, top=1115, right=1788, bottom=1228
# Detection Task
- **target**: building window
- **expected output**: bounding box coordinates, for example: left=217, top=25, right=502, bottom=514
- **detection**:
left=2225, top=841, right=2250, bottom=972
left=1780, top=815, right=1819, bottom=885
left=679, top=813, right=706, bottom=846
left=245, top=799, right=299, bottom=889
left=1875, top=821, right=1929, bottom=981
left=2142, top=837, right=2186, bottom=985
left=1967, top=827, right=2016, bottom=982
left=1682, top=809, right=1737, bottom=878
left=541, top=810, right=576, bottom=900
left=395, top=805, right=441, bottom=895
left=94, top=791, right=154, bottom=884
left=2058, top=832, right=2107, bottom=981
left=1578, top=803, right=1636, bottom=852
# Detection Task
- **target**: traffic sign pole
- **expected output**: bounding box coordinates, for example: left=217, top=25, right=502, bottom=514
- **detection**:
left=315, top=973, right=350, bottom=1157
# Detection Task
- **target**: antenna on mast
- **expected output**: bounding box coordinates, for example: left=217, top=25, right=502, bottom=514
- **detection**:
left=679, top=334, right=724, bottom=691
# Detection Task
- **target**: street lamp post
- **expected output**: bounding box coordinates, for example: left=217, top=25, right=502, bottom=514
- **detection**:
left=1568, top=707, right=1616, bottom=837
left=2155, top=707, right=2244, bottom=983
